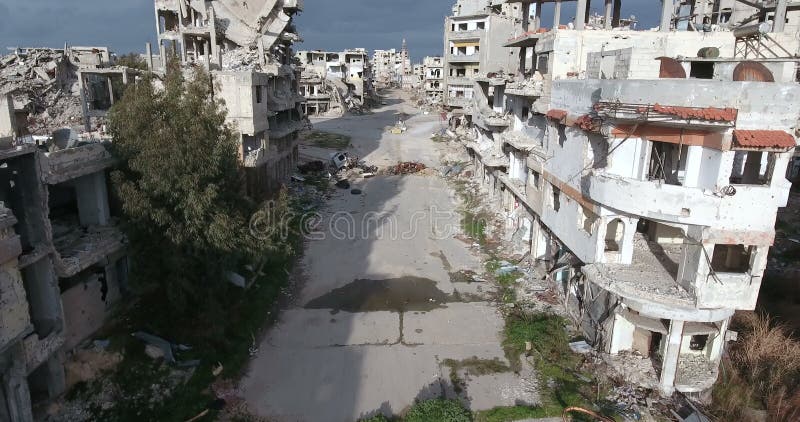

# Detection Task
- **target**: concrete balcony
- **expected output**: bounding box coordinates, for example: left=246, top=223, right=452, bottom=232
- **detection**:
left=473, top=108, right=511, bottom=131
left=586, top=172, right=786, bottom=227
left=505, top=79, right=544, bottom=98
left=447, top=77, right=473, bottom=86
left=53, top=226, right=125, bottom=278
left=447, top=29, right=484, bottom=40
left=447, top=96, right=471, bottom=108
left=41, top=142, right=114, bottom=185
left=447, top=54, right=480, bottom=63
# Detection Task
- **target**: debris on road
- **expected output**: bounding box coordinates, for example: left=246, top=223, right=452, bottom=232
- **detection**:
left=350, top=188, right=362, bottom=195
left=386, top=162, right=427, bottom=175
left=335, top=179, right=351, bottom=189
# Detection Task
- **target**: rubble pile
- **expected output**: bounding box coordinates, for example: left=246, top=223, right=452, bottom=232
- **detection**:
left=221, top=48, right=263, bottom=71
left=386, top=162, right=427, bottom=175
left=0, top=49, right=84, bottom=134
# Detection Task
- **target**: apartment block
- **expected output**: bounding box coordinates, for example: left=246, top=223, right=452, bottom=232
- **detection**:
left=295, top=49, right=376, bottom=116
left=423, top=56, right=445, bottom=104
left=455, top=0, right=800, bottom=396
left=443, top=0, right=524, bottom=109
left=152, top=0, right=306, bottom=199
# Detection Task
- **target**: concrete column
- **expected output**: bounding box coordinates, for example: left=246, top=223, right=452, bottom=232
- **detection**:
left=2, top=359, right=34, bottom=422
left=209, top=8, right=220, bottom=67
left=159, top=42, right=167, bottom=71
left=604, top=0, right=613, bottom=28
left=534, top=0, right=542, bottom=30
left=660, top=319, right=685, bottom=395
left=693, top=0, right=706, bottom=25
left=553, top=1, right=562, bottom=28
left=74, top=172, right=111, bottom=227
left=660, top=0, right=673, bottom=31
left=575, top=0, right=588, bottom=30
left=78, top=74, right=91, bottom=132
left=709, top=317, right=730, bottom=362
left=146, top=42, right=154, bottom=71
left=107, top=76, right=114, bottom=106
left=518, top=47, right=527, bottom=75
left=612, top=0, right=621, bottom=27
left=773, top=0, right=787, bottom=32
left=522, top=1, right=532, bottom=32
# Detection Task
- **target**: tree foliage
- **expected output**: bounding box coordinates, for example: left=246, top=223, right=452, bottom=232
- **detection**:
left=108, top=64, right=287, bottom=333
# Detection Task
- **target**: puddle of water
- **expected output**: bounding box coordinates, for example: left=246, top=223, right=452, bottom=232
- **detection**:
left=305, top=277, right=450, bottom=312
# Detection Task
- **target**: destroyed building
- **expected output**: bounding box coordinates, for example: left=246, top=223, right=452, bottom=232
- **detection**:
left=295, top=49, right=376, bottom=116
left=372, top=42, right=412, bottom=89
left=0, top=47, right=138, bottom=138
left=423, top=56, right=445, bottom=104
left=0, top=97, right=128, bottom=421
left=452, top=0, right=800, bottom=396
left=152, top=0, right=307, bottom=197
left=443, top=0, right=524, bottom=110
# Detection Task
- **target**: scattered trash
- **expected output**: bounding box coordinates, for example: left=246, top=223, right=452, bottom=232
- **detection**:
left=297, top=160, right=325, bottom=174
left=184, top=398, right=226, bottom=422
left=350, top=188, right=362, bottom=195
left=569, top=340, right=593, bottom=354
left=144, top=344, right=165, bottom=360
left=212, top=362, right=224, bottom=377
left=133, top=332, right=176, bottom=363
left=335, top=179, right=351, bottom=189
left=495, top=261, right=519, bottom=276
left=248, top=333, right=259, bottom=357
left=362, top=172, right=375, bottom=178
left=291, top=174, right=306, bottom=182
left=387, top=162, right=427, bottom=175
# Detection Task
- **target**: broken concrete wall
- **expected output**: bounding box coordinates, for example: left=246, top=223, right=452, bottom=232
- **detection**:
left=0, top=94, right=17, bottom=142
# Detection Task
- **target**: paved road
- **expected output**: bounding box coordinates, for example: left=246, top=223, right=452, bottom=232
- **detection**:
left=240, top=91, right=537, bottom=421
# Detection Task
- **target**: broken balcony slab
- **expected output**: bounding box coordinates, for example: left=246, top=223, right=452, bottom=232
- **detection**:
left=584, top=234, right=693, bottom=307
left=40, top=142, right=114, bottom=185
left=52, top=225, right=124, bottom=278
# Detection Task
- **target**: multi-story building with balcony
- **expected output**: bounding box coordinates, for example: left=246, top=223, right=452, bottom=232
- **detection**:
left=295, top=49, right=376, bottom=116
left=0, top=97, right=129, bottom=421
left=443, top=0, right=524, bottom=110
left=455, top=0, right=800, bottom=396
left=152, top=0, right=306, bottom=199
left=423, top=56, right=445, bottom=104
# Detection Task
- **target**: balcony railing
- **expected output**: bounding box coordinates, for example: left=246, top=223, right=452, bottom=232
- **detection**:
left=447, top=29, right=484, bottom=40
left=447, top=54, right=480, bottom=63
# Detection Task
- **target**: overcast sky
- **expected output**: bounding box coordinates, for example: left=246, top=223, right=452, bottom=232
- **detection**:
left=0, top=0, right=661, bottom=62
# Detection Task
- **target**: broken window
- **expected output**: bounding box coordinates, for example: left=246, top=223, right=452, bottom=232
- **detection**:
left=536, top=54, right=549, bottom=74
left=605, top=219, right=624, bottom=252
left=551, top=186, right=561, bottom=211
left=711, top=244, right=753, bottom=273
left=530, top=170, right=541, bottom=189
left=255, top=86, right=263, bottom=104
left=689, top=61, right=714, bottom=79
left=729, top=151, right=775, bottom=185
left=647, top=141, right=687, bottom=186
left=557, top=124, right=567, bottom=147
left=477, top=21, right=485, bottom=30
left=521, top=107, right=530, bottom=121
left=456, top=68, right=466, bottom=77
left=458, top=23, right=468, bottom=31
left=579, top=205, right=598, bottom=234
left=689, top=335, right=709, bottom=351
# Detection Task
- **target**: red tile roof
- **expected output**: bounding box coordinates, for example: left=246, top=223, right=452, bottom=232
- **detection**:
left=652, top=104, right=737, bottom=122
left=733, top=130, right=796, bottom=149
left=575, top=115, right=601, bottom=132
left=546, top=109, right=568, bottom=122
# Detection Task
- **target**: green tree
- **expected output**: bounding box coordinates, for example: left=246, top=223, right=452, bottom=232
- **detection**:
left=108, top=64, right=287, bottom=336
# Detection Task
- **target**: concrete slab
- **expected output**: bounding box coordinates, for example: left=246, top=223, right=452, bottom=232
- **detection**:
left=403, top=302, right=504, bottom=346
left=265, top=309, right=400, bottom=347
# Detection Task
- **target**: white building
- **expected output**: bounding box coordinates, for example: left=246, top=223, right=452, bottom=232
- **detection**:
left=457, top=0, right=800, bottom=396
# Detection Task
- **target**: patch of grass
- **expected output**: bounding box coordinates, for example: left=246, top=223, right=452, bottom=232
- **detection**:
left=404, top=399, right=472, bottom=422
left=474, top=405, right=558, bottom=422
left=443, top=357, right=511, bottom=393
left=502, top=311, right=594, bottom=415
left=303, top=130, right=352, bottom=149
left=462, top=211, right=488, bottom=244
